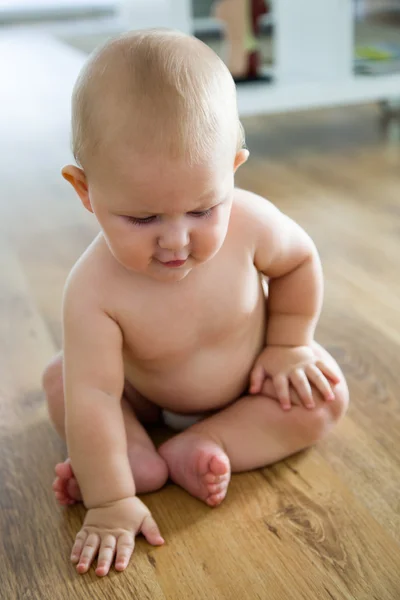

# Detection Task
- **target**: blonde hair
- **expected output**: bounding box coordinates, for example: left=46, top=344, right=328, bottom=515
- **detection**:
left=71, top=29, right=245, bottom=170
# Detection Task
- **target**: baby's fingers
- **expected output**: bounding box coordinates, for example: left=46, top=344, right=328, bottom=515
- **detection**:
left=75, top=532, right=101, bottom=574
left=71, top=530, right=87, bottom=564
left=249, top=364, right=265, bottom=395
left=95, top=534, right=117, bottom=577
left=306, top=364, right=335, bottom=402
left=289, top=368, right=314, bottom=409
left=273, top=374, right=291, bottom=411
left=115, top=532, right=135, bottom=572
left=141, top=514, right=165, bottom=546
left=316, top=360, right=341, bottom=385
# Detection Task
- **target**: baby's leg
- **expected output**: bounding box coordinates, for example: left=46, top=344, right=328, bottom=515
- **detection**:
left=159, top=343, right=349, bottom=506
left=43, top=353, right=168, bottom=505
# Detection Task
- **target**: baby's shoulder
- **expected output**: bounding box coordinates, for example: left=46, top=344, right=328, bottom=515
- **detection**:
left=63, top=234, right=116, bottom=310
left=232, top=187, right=276, bottom=216
left=230, top=188, right=280, bottom=234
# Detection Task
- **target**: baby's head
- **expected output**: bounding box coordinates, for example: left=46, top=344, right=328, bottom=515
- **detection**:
left=63, top=28, right=248, bottom=281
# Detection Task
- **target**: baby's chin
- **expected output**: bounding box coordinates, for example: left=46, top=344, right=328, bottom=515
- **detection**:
left=149, top=270, right=192, bottom=283
left=147, top=247, right=222, bottom=281
left=148, top=257, right=195, bottom=282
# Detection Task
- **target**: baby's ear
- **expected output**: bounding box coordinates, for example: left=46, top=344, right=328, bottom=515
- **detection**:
left=61, top=165, right=93, bottom=213
left=234, top=149, right=249, bottom=172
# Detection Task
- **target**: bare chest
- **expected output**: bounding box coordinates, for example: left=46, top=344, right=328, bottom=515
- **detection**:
left=117, top=258, right=263, bottom=363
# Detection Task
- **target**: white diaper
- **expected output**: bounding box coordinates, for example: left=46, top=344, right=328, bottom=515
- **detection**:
left=162, top=409, right=205, bottom=431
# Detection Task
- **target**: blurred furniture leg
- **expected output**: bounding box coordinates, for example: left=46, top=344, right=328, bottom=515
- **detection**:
left=213, top=0, right=269, bottom=82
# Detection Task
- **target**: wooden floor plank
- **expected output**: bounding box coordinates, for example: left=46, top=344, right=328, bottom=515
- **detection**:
left=0, top=237, right=55, bottom=433
left=261, top=452, right=400, bottom=600
left=317, top=417, right=400, bottom=544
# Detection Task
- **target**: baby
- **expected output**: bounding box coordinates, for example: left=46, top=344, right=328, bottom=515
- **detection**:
left=43, top=29, right=349, bottom=577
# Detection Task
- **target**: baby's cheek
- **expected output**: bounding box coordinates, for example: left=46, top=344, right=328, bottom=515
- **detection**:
left=191, top=229, right=213, bottom=260
left=199, top=223, right=227, bottom=257
left=108, top=234, right=148, bottom=271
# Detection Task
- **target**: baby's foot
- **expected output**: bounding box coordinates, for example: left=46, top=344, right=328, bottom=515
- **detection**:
left=159, top=433, right=231, bottom=507
left=52, top=446, right=169, bottom=506
left=52, top=458, right=82, bottom=506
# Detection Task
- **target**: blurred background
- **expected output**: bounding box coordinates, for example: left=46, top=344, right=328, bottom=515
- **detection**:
left=1, top=1, right=400, bottom=98
left=1, top=1, right=400, bottom=139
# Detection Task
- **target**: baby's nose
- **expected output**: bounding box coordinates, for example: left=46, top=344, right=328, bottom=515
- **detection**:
left=158, top=225, right=189, bottom=251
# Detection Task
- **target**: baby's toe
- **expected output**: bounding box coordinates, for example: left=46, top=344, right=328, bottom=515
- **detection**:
left=53, top=476, right=70, bottom=503
left=202, top=454, right=230, bottom=507
left=207, top=481, right=228, bottom=495
left=209, top=454, right=230, bottom=477
left=204, top=472, right=225, bottom=484
left=206, top=490, right=227, bottom=507
left=55, top=459, right=73, bottom=479
left=55, top=490, right=69, bottom=505
left=52, top=477, right=64, bottom=492
left=66, top=477, right=82, bottom=502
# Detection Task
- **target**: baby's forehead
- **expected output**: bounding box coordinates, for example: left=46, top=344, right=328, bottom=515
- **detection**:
left=102, top=154, right=231, bottom=212
left=110, top=144, right=231, bottom=184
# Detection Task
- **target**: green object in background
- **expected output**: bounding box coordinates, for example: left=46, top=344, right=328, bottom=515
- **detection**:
left=355, top=43, right=400, bottom=62
left=354, top=43, right=400, bottom=75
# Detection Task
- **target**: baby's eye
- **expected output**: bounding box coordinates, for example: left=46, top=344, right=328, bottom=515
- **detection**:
left=188, top=208, right=213, bottom=218
left=124, top=215, right=157, bottom=226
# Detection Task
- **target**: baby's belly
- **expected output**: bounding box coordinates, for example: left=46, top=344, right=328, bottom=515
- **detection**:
left=124, top=330, right=265, bottom=414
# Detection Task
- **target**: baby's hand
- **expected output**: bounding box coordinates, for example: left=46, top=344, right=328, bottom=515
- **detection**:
left=70, top=496, right=164, bottom=577
left=249, top=345, right=340, bottom=411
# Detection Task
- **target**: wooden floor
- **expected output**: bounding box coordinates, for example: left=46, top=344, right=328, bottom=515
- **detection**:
left=2, top=42, right=400, bottom=600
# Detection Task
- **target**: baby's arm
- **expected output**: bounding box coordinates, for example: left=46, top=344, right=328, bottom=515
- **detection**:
left=63, top=275, right=134, bottom=508
left=255, top=204, right=322, bottom=348
left=248, top=196, right=340, bottom=408
left=63, top=273, right=163, bottom=576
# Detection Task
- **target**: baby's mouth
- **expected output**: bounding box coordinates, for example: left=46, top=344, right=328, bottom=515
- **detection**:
left=159, top=259, right=187, bottom=268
